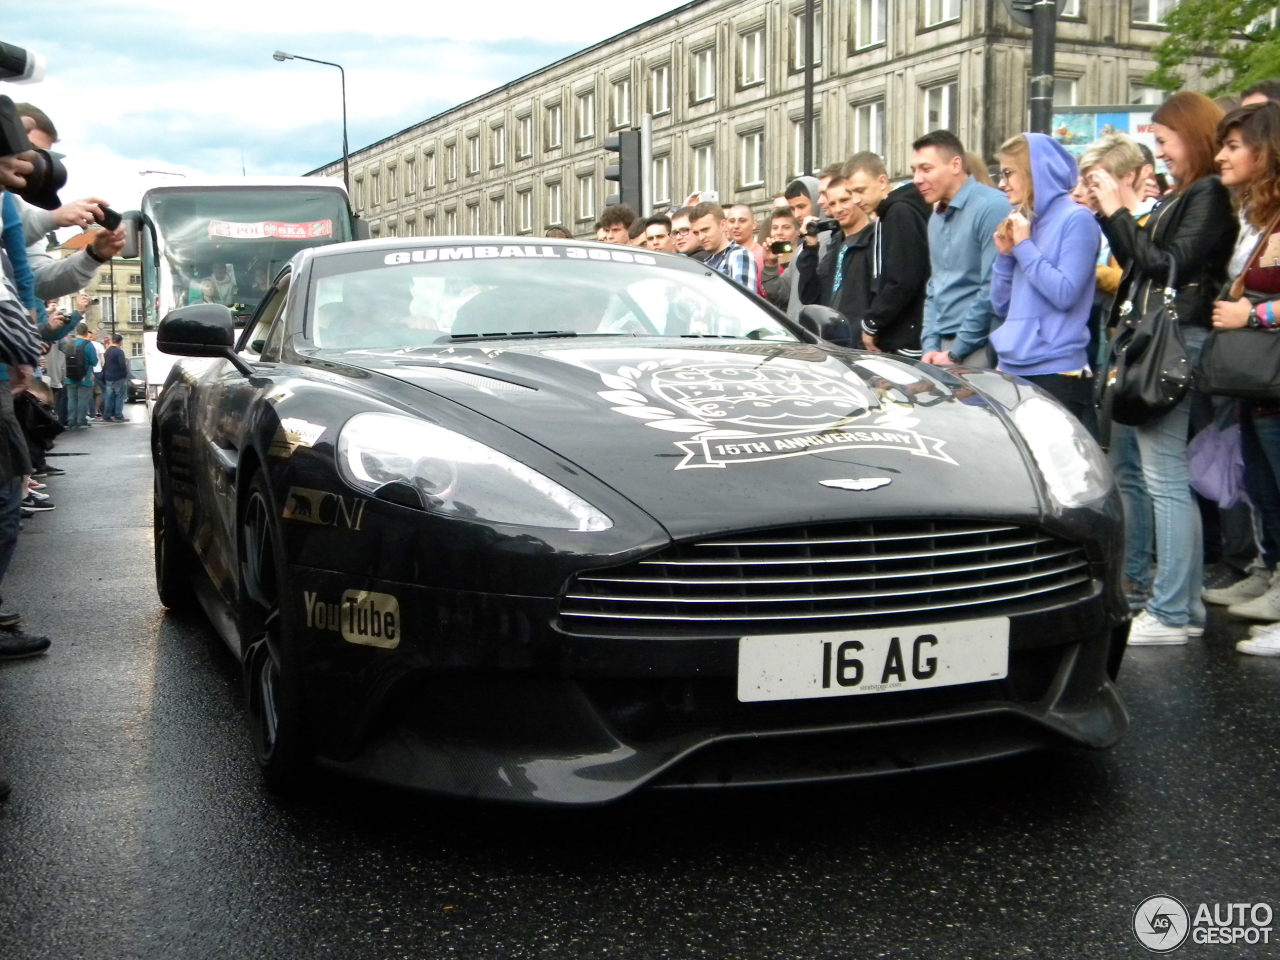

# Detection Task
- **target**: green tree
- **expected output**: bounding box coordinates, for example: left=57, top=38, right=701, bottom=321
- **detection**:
left=1149, top=0, right=1280, bottom=94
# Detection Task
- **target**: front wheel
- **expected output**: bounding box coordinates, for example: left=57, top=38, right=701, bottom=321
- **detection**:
left=239, top=473, right=312, bottom=793
left=154, top=465, right=198, bottom=614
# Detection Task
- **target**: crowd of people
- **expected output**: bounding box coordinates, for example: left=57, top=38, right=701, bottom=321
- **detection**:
left=570, top=78, right=1280, bottom=656
left=0, top=100, right=128, bottom=798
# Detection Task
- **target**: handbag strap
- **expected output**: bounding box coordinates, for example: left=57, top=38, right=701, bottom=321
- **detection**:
left=1228, top=207, right=1280, bottom=300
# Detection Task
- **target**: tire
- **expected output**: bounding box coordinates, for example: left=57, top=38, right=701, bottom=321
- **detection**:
left=154, top=465, right=199, bottom=614
left=239, top=472, right=313, bottom=793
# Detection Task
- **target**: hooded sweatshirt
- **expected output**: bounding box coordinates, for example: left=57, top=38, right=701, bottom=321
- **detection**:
left=860, top=182, right=931, bottom=355
left=989, top=133, right=1100, bottom=377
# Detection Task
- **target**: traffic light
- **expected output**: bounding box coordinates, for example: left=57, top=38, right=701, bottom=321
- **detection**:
left=604, top=130, right=643, bottom=212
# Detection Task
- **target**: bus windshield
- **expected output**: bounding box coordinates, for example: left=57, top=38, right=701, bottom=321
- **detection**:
left=141, top=186, right=352, bottom=326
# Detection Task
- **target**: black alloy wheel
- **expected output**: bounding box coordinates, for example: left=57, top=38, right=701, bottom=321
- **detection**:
left=239, top=473, right=312, bottom=793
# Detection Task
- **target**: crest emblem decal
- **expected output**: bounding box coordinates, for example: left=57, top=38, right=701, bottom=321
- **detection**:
left=820, top=477, right=892, bottom=491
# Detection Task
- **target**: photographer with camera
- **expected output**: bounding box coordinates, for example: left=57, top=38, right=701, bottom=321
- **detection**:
left=15, top=103, right=124, bottom=299
left=0, top=97, right=56, bottom=679
left=795, top=174, right=870, bottom=345
left=761, top=208, right=798, bottom=312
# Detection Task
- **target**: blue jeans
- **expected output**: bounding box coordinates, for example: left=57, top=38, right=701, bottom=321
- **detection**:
left=103, top=378, right=126, bottom=420
left=1110, top=422, right=1153, bottom=594
left=1123, top=326, right=1208, bottom=627
left=66, top=382, right=93, bottom=427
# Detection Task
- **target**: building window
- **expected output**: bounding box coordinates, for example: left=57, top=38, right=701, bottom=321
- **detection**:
left=424, top=214, right=435, bottom=236
left=853, top=99, right=885, bottom=155
left=131, top=341, right=144, bottom=357
left=370, top=172, right=381, bottom=205
left=424, top=152, right=436, bottom=189
left=491, top=124, right=506, bottom=167
left=576, top=90, right=596, bottom=140
left=650, top=64, right=671, bottom=115
left=1054, top=77, right=1079, bottom=107
left=611, top=78, right=632, bottom=129
left=517, top=115, right=533, bottom=158
left=403, top=215, right=416, bottom=236
left=577, top=174, right=595, bottom=221
left=386, top=220, right=398, bottom=238
left=692, top=47, right=716, bottom=103
left=100, top=297, right=116, bottom=325
left=444, top=143, right=457, bottom=182
left=466, top=135, right=480, bottom=175
left=129, top=296, right=143, bottom=324
left=467, top=203, right=480, bottom=234
left=547, top=181, right=563, bottom=225
left=738, top=131, right=764, bottom=188
left=652, top=154, right=671, bottom=206
left=791, top=117, right=822, bottom=177
left=739, top=29, right=765, bottom=87
left=791, top=6, right=823, bottom=69
left=491, top=195, right=506, bottom=234
left=386, top=163, right=397, bottom=200
left=546, top=102, right=563, bottom=148
left=1132, top=0, right=1175, bottom=25
left=404, top=159, right=416, bottom=195
left=1061, top=0, right=1081, bottom=16
left=924, top=0, right=960, bottom=27
left=924, top=80, right=958, bottom=131
left=693, top=143, right=716, bottom=193
left=517, top=189, right=533, bottom=233
left=128, top=273, right=141, bottom=285
left=445, top=208, right=458, bottom=235
left=352, top=177, right=364, bottom=210
left=856, top=0, right=887, bottom=49
left=1130, top=82, right=1164, bottom=105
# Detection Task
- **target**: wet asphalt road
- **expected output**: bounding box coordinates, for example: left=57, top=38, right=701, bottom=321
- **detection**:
left=0, top=407, right=1277, bottom=960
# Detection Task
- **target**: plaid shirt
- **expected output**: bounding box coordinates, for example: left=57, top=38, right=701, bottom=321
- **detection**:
left=705, top=241, right=759, bottom=293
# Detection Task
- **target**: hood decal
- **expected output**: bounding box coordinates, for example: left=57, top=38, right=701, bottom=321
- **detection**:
left=594, top=359, right=956, bottom=471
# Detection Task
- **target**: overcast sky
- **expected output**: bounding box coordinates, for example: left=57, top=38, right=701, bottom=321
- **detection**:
left=11, top=0, right=692, bottom=221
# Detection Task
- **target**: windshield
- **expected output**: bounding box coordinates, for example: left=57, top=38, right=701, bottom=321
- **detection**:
left=307, top=245, right=798, bottom=350
left=143, top=186, right=351, bottom=323
left=128, top=356, right=146, bottom=377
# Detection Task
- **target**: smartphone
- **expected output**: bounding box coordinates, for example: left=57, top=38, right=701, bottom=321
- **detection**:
left=770, top=240, right=794, bottom=255
left=98, top=206, right=123, bottom=231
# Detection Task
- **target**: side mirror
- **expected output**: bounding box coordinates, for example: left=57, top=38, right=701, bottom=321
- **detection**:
left=797, top=304, right=853, bottom=346
left=120, top=210, right=141, bottom=260
left=354, top=217, right=371, bottom=241
left=156, top=304, right=254, bottom=376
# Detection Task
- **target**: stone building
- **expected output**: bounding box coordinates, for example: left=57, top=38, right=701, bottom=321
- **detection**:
left=308, top=0, right=1213, bottom=239
left=82, top=258, right=145, bottom=357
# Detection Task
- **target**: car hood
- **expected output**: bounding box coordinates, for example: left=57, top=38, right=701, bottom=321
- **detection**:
left=338, top=339, right=1043, bottom=539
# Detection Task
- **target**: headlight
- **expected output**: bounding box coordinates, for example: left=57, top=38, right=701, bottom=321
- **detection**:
left=1011, top=396, right=1110, bottom=508
left=336, top=413, right=612, bottom=532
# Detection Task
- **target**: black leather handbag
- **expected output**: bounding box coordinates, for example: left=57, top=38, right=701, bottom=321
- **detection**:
left=1198, top=211, right=1280, bottom=400
left=1103, top=254, right=1191, bottom=427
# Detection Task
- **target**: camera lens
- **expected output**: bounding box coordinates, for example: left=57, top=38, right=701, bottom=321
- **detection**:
left=18, top=149, right=65, bottom=211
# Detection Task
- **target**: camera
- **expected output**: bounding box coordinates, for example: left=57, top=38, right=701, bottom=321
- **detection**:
left=770, top=240, right=794, bottom=255
left=805, top=217, right=840, bottom=237
left=99, top=206, right=122, bottom=231
left=0, top=41, right=44, bottom=84
left=0, top=94, right=64, bottom=210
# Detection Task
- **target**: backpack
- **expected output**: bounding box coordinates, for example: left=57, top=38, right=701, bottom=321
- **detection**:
left=65, top=339, right=88, bottom=382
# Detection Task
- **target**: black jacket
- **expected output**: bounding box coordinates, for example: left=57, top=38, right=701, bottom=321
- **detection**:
left=795, top=185, right=929, bottom=354
left=861, top=183, right=930, bottom=355
left=1101, top=176, right=1237, bottom=330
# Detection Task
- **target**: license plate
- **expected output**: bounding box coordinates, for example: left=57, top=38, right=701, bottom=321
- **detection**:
left=736, top=617, right=1009, bottom=702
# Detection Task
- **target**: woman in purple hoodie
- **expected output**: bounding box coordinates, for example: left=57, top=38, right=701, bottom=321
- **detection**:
left=989, top=132, right=1101, bottom=435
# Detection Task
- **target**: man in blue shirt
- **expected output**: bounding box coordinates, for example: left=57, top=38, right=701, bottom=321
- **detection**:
left=911, top=130, right=1010, bottom=367
left=689, top=202, right=759, bottom=293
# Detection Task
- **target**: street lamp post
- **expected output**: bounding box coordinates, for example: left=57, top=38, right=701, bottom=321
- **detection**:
left=272, top=50, right=350, bottom=192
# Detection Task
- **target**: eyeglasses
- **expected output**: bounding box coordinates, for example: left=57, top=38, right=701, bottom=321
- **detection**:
left=672, top=227, right=692, bottom=235
left=998, top=169, right=1017, bottom=183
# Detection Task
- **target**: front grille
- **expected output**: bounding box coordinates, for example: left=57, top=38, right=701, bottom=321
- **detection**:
left=558, top=519, right=1093, bottom=637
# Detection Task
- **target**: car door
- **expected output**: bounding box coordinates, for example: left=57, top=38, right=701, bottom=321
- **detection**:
left=191, top=273, right=295, bottom=605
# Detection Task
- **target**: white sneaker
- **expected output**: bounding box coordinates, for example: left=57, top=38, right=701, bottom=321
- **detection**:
left=1227, top=572, right=1280, bottom=620
left=1127, top=610, right=1189, bottom=646
left=1247, top=620, right=1280, bottom=638
left=1204, top=568, right=1271, bottom=605
left=1236, top=632, right=1280, bottom=657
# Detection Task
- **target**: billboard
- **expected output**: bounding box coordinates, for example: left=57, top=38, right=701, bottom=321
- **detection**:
left=1050, top=105, right=1164, bottom=173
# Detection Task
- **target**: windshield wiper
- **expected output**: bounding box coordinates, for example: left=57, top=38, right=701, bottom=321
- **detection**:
left=447, top=330, right=579, bottom=342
